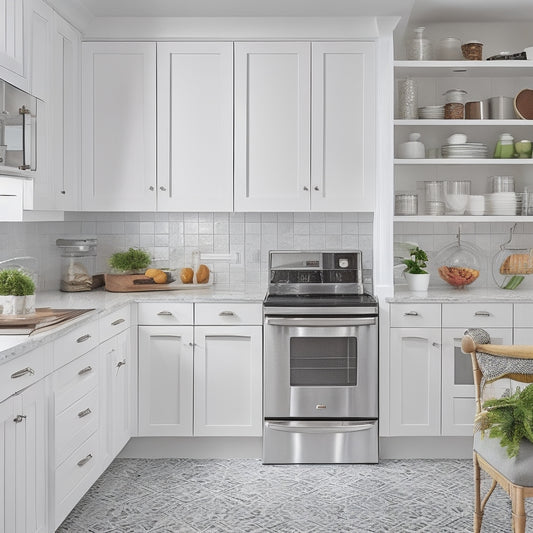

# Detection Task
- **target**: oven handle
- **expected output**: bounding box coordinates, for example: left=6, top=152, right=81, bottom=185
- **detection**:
left=265, top=421, right=375, bottom=434
left=264, top=317, right=377, bottom=327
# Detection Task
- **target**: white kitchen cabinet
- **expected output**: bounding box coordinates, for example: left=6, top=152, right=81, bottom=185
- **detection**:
left=0, top=379, right=47, bottom=533
left=138, top=325, right=194, bottom=436
left=441, top=327, right=512, bottom=436
left=157, top=42, right=233, bottom=212
left=82, top=42, right=157, bottom=211
left=100, top=329, right=131, bottom=464
left=234, top=41, right=311, bottom=212
left=0, top=0, right=28, bottom=91
left=389, top=327, right=442, bottom=436
left=234, top=41, right=376, bottom=212
left=194, top=325, right=262, bottom=436
left=51, top=14, right=81, bottom=211
left=311, top=42, right=375, bottom=212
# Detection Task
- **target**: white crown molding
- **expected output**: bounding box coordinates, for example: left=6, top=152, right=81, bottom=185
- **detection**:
left=45, top=0, right=95, bottom=33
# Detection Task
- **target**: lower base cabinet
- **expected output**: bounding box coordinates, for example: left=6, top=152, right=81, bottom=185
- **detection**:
left=0, top=380, right=48, bottom=533
left=138, top=322, right=263, bottom=437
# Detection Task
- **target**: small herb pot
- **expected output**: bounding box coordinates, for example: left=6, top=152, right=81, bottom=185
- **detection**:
left=404, top=272, right=430, bottom=292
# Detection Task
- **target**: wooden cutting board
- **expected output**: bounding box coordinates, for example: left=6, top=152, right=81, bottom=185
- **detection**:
left=104, top=274, right=212, bottom=292
left=0, top=308, right=94, bottom=334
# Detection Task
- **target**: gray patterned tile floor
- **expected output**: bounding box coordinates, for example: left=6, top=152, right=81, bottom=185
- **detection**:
left=57, top=458, right=533, bottom=532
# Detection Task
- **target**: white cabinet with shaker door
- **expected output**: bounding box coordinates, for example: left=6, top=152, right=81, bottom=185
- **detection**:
left=0, top=0, right=28, bottom=91
left=82, top=42, right=157, bottom=211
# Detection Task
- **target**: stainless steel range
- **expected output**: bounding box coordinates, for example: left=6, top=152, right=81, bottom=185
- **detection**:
left=263, top=250, right=378, bottom=464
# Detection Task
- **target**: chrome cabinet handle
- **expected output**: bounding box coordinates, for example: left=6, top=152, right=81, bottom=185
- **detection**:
left=78, top=408, right=92, bottom=418
left=314, top=186, right=319, bottom=191
left=218, top=311, right=236, bottom=317
left=157, top=311, right=173, bottom=316
left=159, top=186, right=167, bottom=191
left=111, top=318, right=125, bottom=326
left=432, top=342, right=441, bottom=348
left=77, top=454, right=93, bottom=467
left=474, top=311, right=491, bottom=317
left=60, top=190, right=66, bottom=195
left=13, top=414, right=26, bottom=423
left=116, top=359, right=126, bottom=368
left=188, top=342, right=195, bottom=347
left=303, top=186, right=309, bottom=191
left=78, top=366, right=93, bottom=376
left=11, top=367, right=35, bottom=379
left=404, top=311, right=419, bottom=316
left=76, top=334, right=91, bottom=343
left=149, top=186, right=155, bottom=191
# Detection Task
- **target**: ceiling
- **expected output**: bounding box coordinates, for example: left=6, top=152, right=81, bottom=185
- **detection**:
left=74, top=0, right=533, bottom=22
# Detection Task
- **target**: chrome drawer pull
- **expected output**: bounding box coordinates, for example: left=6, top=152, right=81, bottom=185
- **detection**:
left=78, top=408, right=92, bottom=418
left=77, top=454, right=93, bottom=467
left=111, top=318, right=125, bottom=326
left=219, top=311, right=236, bottom=317
left=157, top=311, right=173, bottom=316
left=11, top=367, right=35, bottom=379
left=13, top=414, right=26, bottom=423
left=474, top=311, right=491, bottom=317
left=76, top=334, right=91, bottom=343
left=116, top=359, right=126, bottom=368
left=404, top=311, right=419, bottom=316
left=78, top=366, right=93, bottom=376
left=432, top=342, right=441, bottom=348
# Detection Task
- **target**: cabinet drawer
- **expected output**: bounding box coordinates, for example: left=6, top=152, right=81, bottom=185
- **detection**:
left=514, top=304, right=533, bottom=328
left=0, top=345, right=50, bottom=402
left=195, top=302, right=263, bottom=325
left=55, top=387, right=98, bottom=466
left=138, top=302, right=193, bottom=325
left=55, top=432, right=99, bottom=514
left=442, top=303, right=512, bottom=328
left=99, top=305, right=131, bottom=342
left=390, top=303, right=441, bottom=328
left=53, top=320, right=99, bottom=369
left=54, top=349, right=99, bottom=414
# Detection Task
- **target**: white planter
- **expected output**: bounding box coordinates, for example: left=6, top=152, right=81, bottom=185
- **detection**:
left=405, top=272, right=430, bottom=292
left=0, top=294, right=36, bottom=315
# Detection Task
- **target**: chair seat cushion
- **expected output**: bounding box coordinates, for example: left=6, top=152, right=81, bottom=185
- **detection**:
left=474, top=432, right=533, bottom=487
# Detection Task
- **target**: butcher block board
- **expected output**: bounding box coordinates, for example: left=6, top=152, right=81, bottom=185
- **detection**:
left=104, top=274, right=212, bottom=292
left=0, top=308, right=94, bottom=335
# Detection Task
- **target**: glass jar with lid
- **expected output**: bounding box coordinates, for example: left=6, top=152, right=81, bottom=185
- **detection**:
left=407, top=27, right=432, bottom=60
left=56, top=239, right=97, bottom=292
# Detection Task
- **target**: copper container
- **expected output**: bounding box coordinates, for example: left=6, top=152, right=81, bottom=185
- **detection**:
left=461, top=42, right=483, bottom=60
left=465, top=101, right=485, bottom=119
left=444, top=102, right=464, bottom=119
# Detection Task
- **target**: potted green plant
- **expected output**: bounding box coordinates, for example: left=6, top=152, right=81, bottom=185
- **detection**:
left=108, top=248, right=151, bottom=274
left=0, top=268, right=36, bottom=315
left=402, top=246, right=430, bottom=292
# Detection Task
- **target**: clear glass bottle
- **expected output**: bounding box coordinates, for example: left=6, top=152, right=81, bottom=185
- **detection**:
left=407, top=27, right=432, bottom=60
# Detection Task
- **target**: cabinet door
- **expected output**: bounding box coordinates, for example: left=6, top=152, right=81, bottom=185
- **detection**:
left=51, top=15, right=81, bottom=210
left=157, top=42, right=233, bottom=212
left=138, top=326, right=193, bottom=436
left=82, top=42, right=157, bottom=211
left=311, top=42, right=375, bottom=212
left=194, top=326, right=262, bottom=436
left=234, top=42, right=310, bottom=212
left=389, top=328, right=441, bottom=436
left=441, top=327, right=512, bottom=436
left=0, top=395, right=17, bottom=533
left=0, top=0, right=28, bottom=91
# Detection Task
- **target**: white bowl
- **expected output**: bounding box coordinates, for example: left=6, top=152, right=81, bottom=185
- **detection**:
left=446, top=133, right=468, bottom=145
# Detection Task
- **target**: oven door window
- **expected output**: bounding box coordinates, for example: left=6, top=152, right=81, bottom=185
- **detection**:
left=290, top=337, right=357, bottom=386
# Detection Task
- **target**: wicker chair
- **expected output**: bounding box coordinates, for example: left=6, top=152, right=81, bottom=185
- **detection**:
left=462, top=328, right=533, bottom=533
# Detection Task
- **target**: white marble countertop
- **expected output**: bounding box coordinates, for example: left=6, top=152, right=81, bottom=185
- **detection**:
left=388, top=287, right=533, bottom=303
left=0, top=285, right=266, bottom=364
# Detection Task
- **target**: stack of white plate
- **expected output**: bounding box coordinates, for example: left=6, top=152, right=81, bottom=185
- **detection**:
left=441, top=143, right=488, bottom=159
left=418, top=105, right=445, bottom=119
left=484, top=192, right=517, bottom=215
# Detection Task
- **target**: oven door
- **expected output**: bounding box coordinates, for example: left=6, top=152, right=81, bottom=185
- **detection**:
left=264, top=315, right=378, bottom=419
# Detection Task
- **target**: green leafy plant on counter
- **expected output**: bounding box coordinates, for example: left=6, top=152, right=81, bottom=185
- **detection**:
left=401, top=246, right=428, bottom=274
left=108, top=248, right=151, bottom=272
left=0, top=269, right=35, bottom=296
left=482, top=383, right=533, bottom=458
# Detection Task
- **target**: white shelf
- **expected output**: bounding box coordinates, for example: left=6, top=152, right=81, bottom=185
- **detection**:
left=394, top=158, right=533, bottom=165
left=394, top=215, right=532, bottom=223
left=394, top=60, right=533, bottom=78
left=394, top=120, right=533, bottom=126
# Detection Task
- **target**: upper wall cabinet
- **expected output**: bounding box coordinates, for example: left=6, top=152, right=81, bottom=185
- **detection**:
left=157, top=42, right=233, bottom=212
left=82, top=42, right=157, bottom=211
left=0, top=0, right=28, bottom=92
left=234, top=41, right=376, bottom=212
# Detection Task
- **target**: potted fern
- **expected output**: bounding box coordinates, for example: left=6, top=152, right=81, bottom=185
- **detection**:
left=0, top=269, right=36, bottom=315
left=108, top=248, right=151, bottom=274
left=402, top=246, right=430, bottom=292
